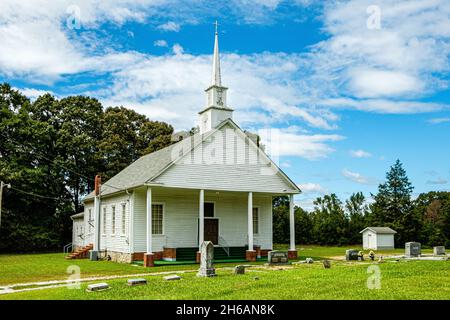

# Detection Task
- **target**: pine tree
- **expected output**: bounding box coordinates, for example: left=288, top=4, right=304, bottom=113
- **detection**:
left=370, top=160, right=418, bottom=245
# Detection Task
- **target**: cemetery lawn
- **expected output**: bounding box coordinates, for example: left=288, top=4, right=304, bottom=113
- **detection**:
left=1, top=260, right=449, bottom=300
left=0, top=245, right=431, bottom=286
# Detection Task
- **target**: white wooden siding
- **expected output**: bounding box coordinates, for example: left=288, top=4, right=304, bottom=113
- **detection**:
left=154, top=124, right=292, bottom=193
left=85, top=193, right=132, bottom=253
left=72, top=218, right=85, bottom=247
left=133, top=188, right=273, bottom=253
left=377, top=234, right=394, bottom=248
left=362, top=230, right=395, bottom=250
left=84, top=204, right=94, bottom=246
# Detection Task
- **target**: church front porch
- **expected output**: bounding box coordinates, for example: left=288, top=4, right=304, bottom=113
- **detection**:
left=132, top=186, right=297, bottom=267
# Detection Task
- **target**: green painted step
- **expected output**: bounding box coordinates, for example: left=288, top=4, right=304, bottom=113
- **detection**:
left=176, top=247, right=247, bottom=261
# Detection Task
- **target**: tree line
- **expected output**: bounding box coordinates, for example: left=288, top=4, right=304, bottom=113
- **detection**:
left=274, top=160, right=450, bottom=248
left=0, top=84, right=174, bottom=252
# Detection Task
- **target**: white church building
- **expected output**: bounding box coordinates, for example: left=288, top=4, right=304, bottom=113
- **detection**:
left=71, top=29, right=300, bottom=266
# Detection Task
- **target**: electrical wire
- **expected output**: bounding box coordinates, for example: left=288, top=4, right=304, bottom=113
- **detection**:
left=8, top=185, right=60, bottom=200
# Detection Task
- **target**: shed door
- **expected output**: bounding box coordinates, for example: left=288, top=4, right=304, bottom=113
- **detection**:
left=368, top=233, right=375, bottom=248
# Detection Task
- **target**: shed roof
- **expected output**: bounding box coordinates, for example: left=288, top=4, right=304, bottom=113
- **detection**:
left=359, top=227, right=397, bottom=234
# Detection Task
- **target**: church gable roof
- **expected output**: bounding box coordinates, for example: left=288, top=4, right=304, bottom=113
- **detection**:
left=152, top=119, right=300, bottom=194
left=84, top=119, right=299, bottom=200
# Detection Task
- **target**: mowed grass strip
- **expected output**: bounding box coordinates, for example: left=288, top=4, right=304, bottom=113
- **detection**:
left=0, top=253, right=199, bottom=286
left=1, top=261, right=449, bottom=300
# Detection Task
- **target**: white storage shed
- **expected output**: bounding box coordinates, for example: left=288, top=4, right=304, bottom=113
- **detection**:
left=360, top=227, right=397, bottom=250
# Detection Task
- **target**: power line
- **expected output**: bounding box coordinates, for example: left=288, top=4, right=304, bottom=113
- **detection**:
left=9, top=185, right=60, bottom=200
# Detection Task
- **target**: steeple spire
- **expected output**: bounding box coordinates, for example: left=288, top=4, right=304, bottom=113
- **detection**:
left=198, top=21, right=233, bottom=135
left=212, top=21, right=221, bottom=86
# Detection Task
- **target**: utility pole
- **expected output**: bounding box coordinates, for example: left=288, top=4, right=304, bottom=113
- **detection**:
left=0, top=181, right=11, bottom=229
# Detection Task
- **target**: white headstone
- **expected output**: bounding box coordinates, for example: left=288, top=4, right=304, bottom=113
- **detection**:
left=86, top=283, right=109, bottom=292
left=197, top=241, right=216, bottom=277
left=433, top=246, right=445, bottom=256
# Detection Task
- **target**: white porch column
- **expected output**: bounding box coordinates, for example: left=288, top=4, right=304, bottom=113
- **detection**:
left=93, top=195, right=101, bottom=252
left=199, top=189, right=204, bottom=248
left=146, top=187, right=152, bottom=254
left=247, top=191, right=253, bottom=251
left=289, top=194, right=295, bottom=251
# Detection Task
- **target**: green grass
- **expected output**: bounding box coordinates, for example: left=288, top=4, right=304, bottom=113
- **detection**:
left=1, top=260, right=449, bottom=300
left=0, top=245, right=432, bottom=286
left=0, top=252, right=265, bottom=286
left=0, top=253, right=196, bottom=286
left=0, top=245, right=441, bottom=300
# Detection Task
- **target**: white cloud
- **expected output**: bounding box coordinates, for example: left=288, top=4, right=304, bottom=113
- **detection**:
left=341, top=169, right=370, bottom=185
left=157, top=21, right=181, bottom=32
left=350, top=149, right=372, bottom=158
left=427, top=178, right=448, bottom=185
left=305, top=0, right=450, bottom=113
left=258, top=126, right=344, bottom=160
left=428, top=117, right=450, bottom=124
left=297, top=183, right=327, bottom=194
left=172, top=44, right=184, bottom=55
left=16, top=87, right=54, bottom=100
left=347, top=68, right=423, bottom=98
left=154, top=40, right=168, bottom=47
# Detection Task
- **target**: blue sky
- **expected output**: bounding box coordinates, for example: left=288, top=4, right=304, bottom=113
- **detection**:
left=1, top=0, right=449, bottom=210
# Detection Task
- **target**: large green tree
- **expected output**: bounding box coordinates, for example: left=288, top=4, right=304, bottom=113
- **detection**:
left=413, top=191, right=450, bottom=246
left=345, top=192, right=369, bottom=244
left=311, top=194, right=348, bottom=245
left=0, top=84, right=174, bottom=252
left=99, top=106, right=173, bottom=180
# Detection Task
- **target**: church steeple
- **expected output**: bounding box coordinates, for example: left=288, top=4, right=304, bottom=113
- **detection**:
left=199, top=21, right=233, bottom=134
left=211, top=21, right=221, bottom=86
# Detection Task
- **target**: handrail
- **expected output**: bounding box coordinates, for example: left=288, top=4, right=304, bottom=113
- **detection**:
left=63, top=243, right=73, bottom=255
left=218, top=236, right=230, bottom=256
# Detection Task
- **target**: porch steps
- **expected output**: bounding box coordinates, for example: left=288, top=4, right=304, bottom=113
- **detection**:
left=176, top=247, right=197, bottom=261
left=175, top=247, right=247, bottom=261
left=65, top=243, right=93, bottom=259
left=214, top=247, right=246, bottom=260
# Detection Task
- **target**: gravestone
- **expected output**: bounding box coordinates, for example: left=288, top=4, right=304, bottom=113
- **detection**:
left=345, top=249, right=359, bottom=261
left=164, top=275, right=181, bottom=281
left=405, top=242, right=421, bottom=257
left=267, top=251, right=289, bottom=265
left=322, top=260, right=331, bottom=269
left=433, top=246, right=445, bottom=256
left=234, top=265, right=245, bottom=275
left=86, top=283, right=109, bottom=292
left=127, top=278, right=147, bottom=286
left=197, top=241, right=216, bottom=277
